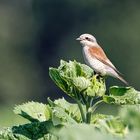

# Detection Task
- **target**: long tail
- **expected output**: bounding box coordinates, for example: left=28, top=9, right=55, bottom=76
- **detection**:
left=117, top=75, right=129, bottom=86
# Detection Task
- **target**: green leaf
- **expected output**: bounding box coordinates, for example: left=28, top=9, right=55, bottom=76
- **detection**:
left=0, top=127, right=29, bottom=140
left=14, top=102, right=51, bottom=122
left=49, top=60, right=106, bottom=101
left=125, top=131, right=140, bottom=140
left=72, top=77, right=91, bottom=91
left=103, top=86, right=140, bottom=105
left=51, top=106, right=77, bottom=125
left=0, top=121, right=60, bottom=140
left=58, top=60, right=93, bottom=78
left=119, top=105, right=140, bottom=130
left=48, top=98, right=80, bottom=125
left=53, top=98, right=84, bottom=122
left=85, top=76, right=106, bottom=97
left=91, top=114, right=128, bottom=136
left=49, top=68, right=69, bottom=93
left=57, top=124, right=115, bottom=140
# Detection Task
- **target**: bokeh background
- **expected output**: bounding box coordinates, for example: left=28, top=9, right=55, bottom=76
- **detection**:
left=0, top=0, right=140, bottom=126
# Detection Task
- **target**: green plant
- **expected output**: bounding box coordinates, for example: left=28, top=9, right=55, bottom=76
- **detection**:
left=1, top=60, right=140, bottom=140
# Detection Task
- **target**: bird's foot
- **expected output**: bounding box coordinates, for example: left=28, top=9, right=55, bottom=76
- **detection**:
left=94, top=73, right=100, bottom=79
left=92, top=73, right=99, bottom=82
left=92, top=74, right=105, bottom=83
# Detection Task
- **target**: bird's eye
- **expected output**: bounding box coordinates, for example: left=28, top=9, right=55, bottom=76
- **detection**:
left=85, top=37, right=90, bottom=41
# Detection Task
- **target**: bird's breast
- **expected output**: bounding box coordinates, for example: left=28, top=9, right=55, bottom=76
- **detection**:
left=82, top=46, right=106, bottom=75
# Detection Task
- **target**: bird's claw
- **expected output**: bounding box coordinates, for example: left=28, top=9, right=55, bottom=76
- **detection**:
left=92, top=74, right=105, bottom=83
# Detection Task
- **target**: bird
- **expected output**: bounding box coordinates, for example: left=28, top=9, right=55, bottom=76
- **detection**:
left=76, top=33, right=128, bottom=85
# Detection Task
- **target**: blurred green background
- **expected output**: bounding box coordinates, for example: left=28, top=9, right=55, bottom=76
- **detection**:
left=0, top=0, right=140, bottom=126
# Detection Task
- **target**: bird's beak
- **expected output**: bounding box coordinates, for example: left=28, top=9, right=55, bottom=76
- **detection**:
left=76, top=37, right=81, bottom=41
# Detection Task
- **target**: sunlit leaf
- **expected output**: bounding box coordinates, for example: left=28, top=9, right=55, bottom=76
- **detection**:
left=72, top=77, right=91, bottom=91
left=48, top=98, right=82, bottom=124
left=103, top=86, right=140, bottom=105
left=51, top=106, right=77, bottom=126
left=91, top=114, right=128, bottom=136
left=57, top=124, right=114, bottom=140
left=119, top=105, right=140, bottom=130
left=0, top=121, right=60, bottom=140
left=14, top=102, right=51, bottom=122
left=53, top=98, right=82, bottom=122
left=49, top=60, right=106, bottom=100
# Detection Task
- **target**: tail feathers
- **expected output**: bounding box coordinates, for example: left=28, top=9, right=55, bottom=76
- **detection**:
left=117, top=75, right=129, bottom=86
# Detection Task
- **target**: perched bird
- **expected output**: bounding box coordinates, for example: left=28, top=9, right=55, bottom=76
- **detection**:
left=76, top=33, right=128, bottom=85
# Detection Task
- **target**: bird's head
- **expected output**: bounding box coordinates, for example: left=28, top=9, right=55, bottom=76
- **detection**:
left=76, top=33, right=97, bottom=47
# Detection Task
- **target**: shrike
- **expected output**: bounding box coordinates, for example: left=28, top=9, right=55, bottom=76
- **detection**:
left=76, top=33, right=128, bottom=85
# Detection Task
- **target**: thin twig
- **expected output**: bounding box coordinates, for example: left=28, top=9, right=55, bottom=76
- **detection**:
left=91, top=100, right=104, bottom=113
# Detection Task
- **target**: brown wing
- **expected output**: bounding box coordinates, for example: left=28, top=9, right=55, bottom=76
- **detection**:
left=88, top=46, right=121, bottom=74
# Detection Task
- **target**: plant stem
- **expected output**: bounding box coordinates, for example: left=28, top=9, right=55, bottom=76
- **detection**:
left=86, top=105, right=91, bottom=124
left=86, top=98, right=94, bottom=123
left=75, top=99, right=86, bottom=123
